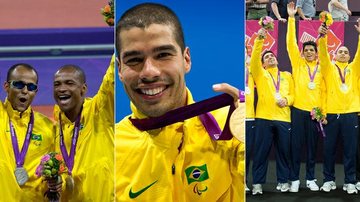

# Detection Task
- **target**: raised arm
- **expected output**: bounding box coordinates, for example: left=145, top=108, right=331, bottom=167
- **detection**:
left=286, top=2, right=301, bottom=69
left=351, top=19, right=360, bottom=76
left=250, top=29, right=267, bottom=80
left=318, top=26, right=332, bottom=77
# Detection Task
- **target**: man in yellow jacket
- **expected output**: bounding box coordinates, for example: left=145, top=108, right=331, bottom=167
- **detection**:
left=52, top=57, right=114, bottom=201
left=318, top=21, right=360, bottom=194
left=250, top=28, right=294, bottom=195
left=0, top=64, right=55, bottom=201
left=245, top=52, right=256, bottom=193
left=115, top=3, right=244, bottom=202
left=286, top=2, right=327, bottom=192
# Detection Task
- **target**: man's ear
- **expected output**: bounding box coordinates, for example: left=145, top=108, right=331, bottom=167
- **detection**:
left=3, top=81, right=9, bottom=92
left=184, top=47, right=191, bottom=73
left=81, top=83, right=88, bottom=97
left=117, top=57, right=125, bottom=82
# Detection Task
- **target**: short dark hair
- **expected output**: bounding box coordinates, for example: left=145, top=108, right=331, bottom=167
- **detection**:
left=261, top=50, right=275, bottom=63
left=116, top=3, right=185, bottom=58
left=57, top=65, right=86, bottom=83
left=302, top=41, right=317, bottom=53
left=7, top=63, right=39, bottom=83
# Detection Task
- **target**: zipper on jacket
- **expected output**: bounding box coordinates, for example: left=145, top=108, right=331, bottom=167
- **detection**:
left=172, top=164, right=175, bottom=175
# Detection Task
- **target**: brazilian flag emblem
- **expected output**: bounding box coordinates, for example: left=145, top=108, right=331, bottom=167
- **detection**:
left=185, top=164, right=209, bottom=184
left=31, top=133, right=42, bottom=141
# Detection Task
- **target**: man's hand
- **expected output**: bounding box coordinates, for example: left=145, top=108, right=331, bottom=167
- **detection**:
left=47, top=176, right=63, bottom=193
left=258, top=28, right=267, bottom=39
left=355, top=18, right=360, bottom=34
left=213, top=83, right=240, bottom=108
left=276, top=97, right=288, bottom=108
left=318, top=25, right=328, bottom=36
left=287, top=2, right=297, bottom=18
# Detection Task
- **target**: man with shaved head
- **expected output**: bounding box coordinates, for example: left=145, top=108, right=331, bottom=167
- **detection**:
left=0, top=64, right=55, bottom=201
left=51, top=58, right=115, bottom=201
left=317, top=21, right=360, bottom=194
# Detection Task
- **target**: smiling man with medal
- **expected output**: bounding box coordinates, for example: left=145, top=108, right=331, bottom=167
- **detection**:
left=286, top=2, right=327, bottom=193
left=317, top=20, right=360, bottom=194
left=115, top=3, right=244, bottom=202
left=52, top=57, right=115, bottom=201
left=0, top=64, right=55, bottom=201
left=250, top=27, right=294, bottom=195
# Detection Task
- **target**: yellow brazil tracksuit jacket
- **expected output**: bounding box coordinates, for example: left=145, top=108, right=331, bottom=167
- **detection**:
left=53, top=56, right=114, bottom=202
left=319, top=35, right=360, bottom=113
left=0, top=100, right=55, bottom=201
left=287, top=17, right=327, bottom=113
left=250, top=38, right=294, bottom=122
left=246, top=66, right=255, bottom=120
left=116, top=89, right=245, bottom=202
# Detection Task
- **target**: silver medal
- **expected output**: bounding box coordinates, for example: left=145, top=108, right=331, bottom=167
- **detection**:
left=245, top=87, right=251, bottom=95
left=14, top=167, right=29, bottom=186
left=66, top=175, right=75, bottom=193
left=308, top=82, right=316, bottom=90
left=340, top=83, right=348, bottom=92
left=275, top=93, right=282, bottom=100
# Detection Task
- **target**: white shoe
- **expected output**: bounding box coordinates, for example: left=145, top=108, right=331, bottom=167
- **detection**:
left=289, top=180, right=300, bottom=192
left=343, top=184, right=358, bottom=194
left=245, top=184, right=250, bottom=192
left=276, top=183, right=281, bottom=191
left=320, top=181, right=336, bottom=192
left=252, top=184, right=263, bottom=195
left=356, top=182, right=360, bottom=191
left=306, top=179, right=319, bottom=191
left=278, top=182, right=290, bottom=192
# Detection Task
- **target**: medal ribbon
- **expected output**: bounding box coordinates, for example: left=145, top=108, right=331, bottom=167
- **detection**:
left=269, top=70, right=280, bottom=93
left=9, top=111, right=34, bottom=167
left=335, top=64, right=348, bottom=85
left=130, top=92, right=245, bottom=140
left=305, top=61, right=319, bottom=82
left=59, top=111, right=82, bottom=175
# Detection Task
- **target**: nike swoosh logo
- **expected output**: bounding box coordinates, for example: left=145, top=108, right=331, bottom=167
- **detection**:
left=129, top=180, right=158, bottom=199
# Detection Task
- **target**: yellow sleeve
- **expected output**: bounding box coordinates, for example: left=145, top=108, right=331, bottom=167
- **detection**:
left=286, top=17, right=301, bottom=69
left=250, top=38, right=266, bottom=80
left=351, top=35, right=360, bottom=76
left=284, top=72, right=295, bottom=106
left=319, top=36, right=332, bottom=77
left=320, top=77, right=327, bottom=116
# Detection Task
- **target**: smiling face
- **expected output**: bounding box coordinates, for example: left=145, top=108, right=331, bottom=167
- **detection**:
left=303, top=45, right=317, bottom=62
left=4, top=65, right=38, bottom=113
left=118, top=24, right=191, bottom=117
left=335, top=46, right=350, bottom=63
left=262, top=52, right=278, bottom=69
left=53, top=67, right=87, bottom=120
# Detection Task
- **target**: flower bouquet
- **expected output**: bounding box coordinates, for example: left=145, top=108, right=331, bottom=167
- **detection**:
left=36, top=152, right=67, bottom=202
left=101, top=0, right=114, bottom=26
left=310, top=107, right=326, bottom=137
left=318, top=11, right=333, bottom=38
left=258, top=16, right=274, bottom=31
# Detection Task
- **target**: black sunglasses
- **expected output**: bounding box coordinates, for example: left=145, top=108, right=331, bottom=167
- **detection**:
left=9, top=80, right=38, bottom=91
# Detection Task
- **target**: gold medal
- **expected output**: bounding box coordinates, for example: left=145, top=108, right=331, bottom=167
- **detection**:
left=66, top=175, right=75, bottom=193
left=230, top=103, right=245, bottom=142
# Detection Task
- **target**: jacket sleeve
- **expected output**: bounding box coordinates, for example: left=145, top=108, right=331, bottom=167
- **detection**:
left=284, top=72, right=295, bottom=106
left=250, top=38, right=266, bottom=82
left=319, top=36, right=332, bottom=78
left=286, top=17, right=301, bottom=71
left=351, top=35, right=360, bottom=76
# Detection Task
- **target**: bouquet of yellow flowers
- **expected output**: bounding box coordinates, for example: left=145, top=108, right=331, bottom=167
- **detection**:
left=101, top=0, right=114, bottom=26
left=319, top=11, right=333, bottom=27
left=36, top=152, right=67, bottom=202
left=258, top=16, right=274, bottom=31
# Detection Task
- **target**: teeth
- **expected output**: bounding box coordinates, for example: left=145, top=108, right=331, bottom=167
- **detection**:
left=140, top=87, right=165, bottom=95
